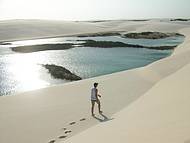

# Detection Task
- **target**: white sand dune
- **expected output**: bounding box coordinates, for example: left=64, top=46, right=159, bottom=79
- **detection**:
left=63, top=23, right=190, bottom=143
left=0, top=19, right=190, bottom=143
left=64, top=57, right=190, bottom=143
left=0, top=19, right=143, bottom=42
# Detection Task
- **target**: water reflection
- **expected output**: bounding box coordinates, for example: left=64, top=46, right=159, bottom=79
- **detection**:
left=8, top=54, right=49, bottom=92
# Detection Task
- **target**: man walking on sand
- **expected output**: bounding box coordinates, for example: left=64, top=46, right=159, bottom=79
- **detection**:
left=91, top=82, right=102, bottom=116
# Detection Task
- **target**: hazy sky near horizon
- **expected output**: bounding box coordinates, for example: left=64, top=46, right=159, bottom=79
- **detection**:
left=0, top=0, right=189, bottom=20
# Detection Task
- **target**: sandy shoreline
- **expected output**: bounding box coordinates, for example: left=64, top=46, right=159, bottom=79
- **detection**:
left=0, top=19, right=190, bottom=143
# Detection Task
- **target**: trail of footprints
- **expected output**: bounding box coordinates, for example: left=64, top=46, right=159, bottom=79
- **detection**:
left=48, top=118, right=86, bottom=143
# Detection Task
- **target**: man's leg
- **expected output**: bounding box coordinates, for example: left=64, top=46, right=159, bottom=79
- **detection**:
left=91, top=100, right=95, bottom=116
left=97, top=99, right=102, bottom=113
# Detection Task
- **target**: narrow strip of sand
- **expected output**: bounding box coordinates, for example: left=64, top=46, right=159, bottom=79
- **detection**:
left=0, top=20, right=190, bottom=143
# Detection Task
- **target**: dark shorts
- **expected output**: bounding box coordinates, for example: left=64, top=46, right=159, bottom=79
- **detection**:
left=91, top=99, right=100, bottom=104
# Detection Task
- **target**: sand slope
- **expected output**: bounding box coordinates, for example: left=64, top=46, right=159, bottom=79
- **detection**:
left=0, top=19, right=144, bottom=42
left=64, top=57, right=190, bottom=143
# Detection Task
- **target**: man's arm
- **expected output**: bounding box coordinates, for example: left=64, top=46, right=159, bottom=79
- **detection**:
left=97, top=89, right=101, bottom=97
left=95, top=89, right=101, bottom=98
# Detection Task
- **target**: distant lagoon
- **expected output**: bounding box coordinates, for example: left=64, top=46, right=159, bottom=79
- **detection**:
left=0, top=35, right=184, bottom=96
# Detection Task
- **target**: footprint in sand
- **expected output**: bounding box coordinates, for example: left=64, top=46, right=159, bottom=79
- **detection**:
left=51, top=118, right=87, bottom=142
left=69, top=122, right=76, bottom=125
left=49, top=139, right=56, bottom=143
left=65, top=130, right=72, bottom=134
left=59, top=135, right=67, bottom=139
left=62, top=127, right=67, bottom=130
left=80, top=118, right=86, bottom=121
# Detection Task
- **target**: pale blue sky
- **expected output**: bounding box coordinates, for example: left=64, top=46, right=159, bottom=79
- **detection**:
left=0, top=0, right=189, bottom=20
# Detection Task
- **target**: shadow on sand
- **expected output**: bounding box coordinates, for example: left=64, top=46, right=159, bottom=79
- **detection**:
left=93, top=113, right=114, bottom=122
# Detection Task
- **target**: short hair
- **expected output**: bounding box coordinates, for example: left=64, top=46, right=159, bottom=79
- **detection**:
left=94, top=82, right=98, bottom=87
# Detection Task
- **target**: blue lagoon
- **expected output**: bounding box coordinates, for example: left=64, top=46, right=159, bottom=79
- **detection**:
left=0, top=35, right=184, bottom=95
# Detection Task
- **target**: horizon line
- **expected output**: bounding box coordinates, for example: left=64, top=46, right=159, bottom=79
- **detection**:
left=0, top=17, right=189, bottom=22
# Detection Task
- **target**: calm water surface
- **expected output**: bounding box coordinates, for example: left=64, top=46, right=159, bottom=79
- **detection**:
left=0, top=36, right=184, bottom=96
